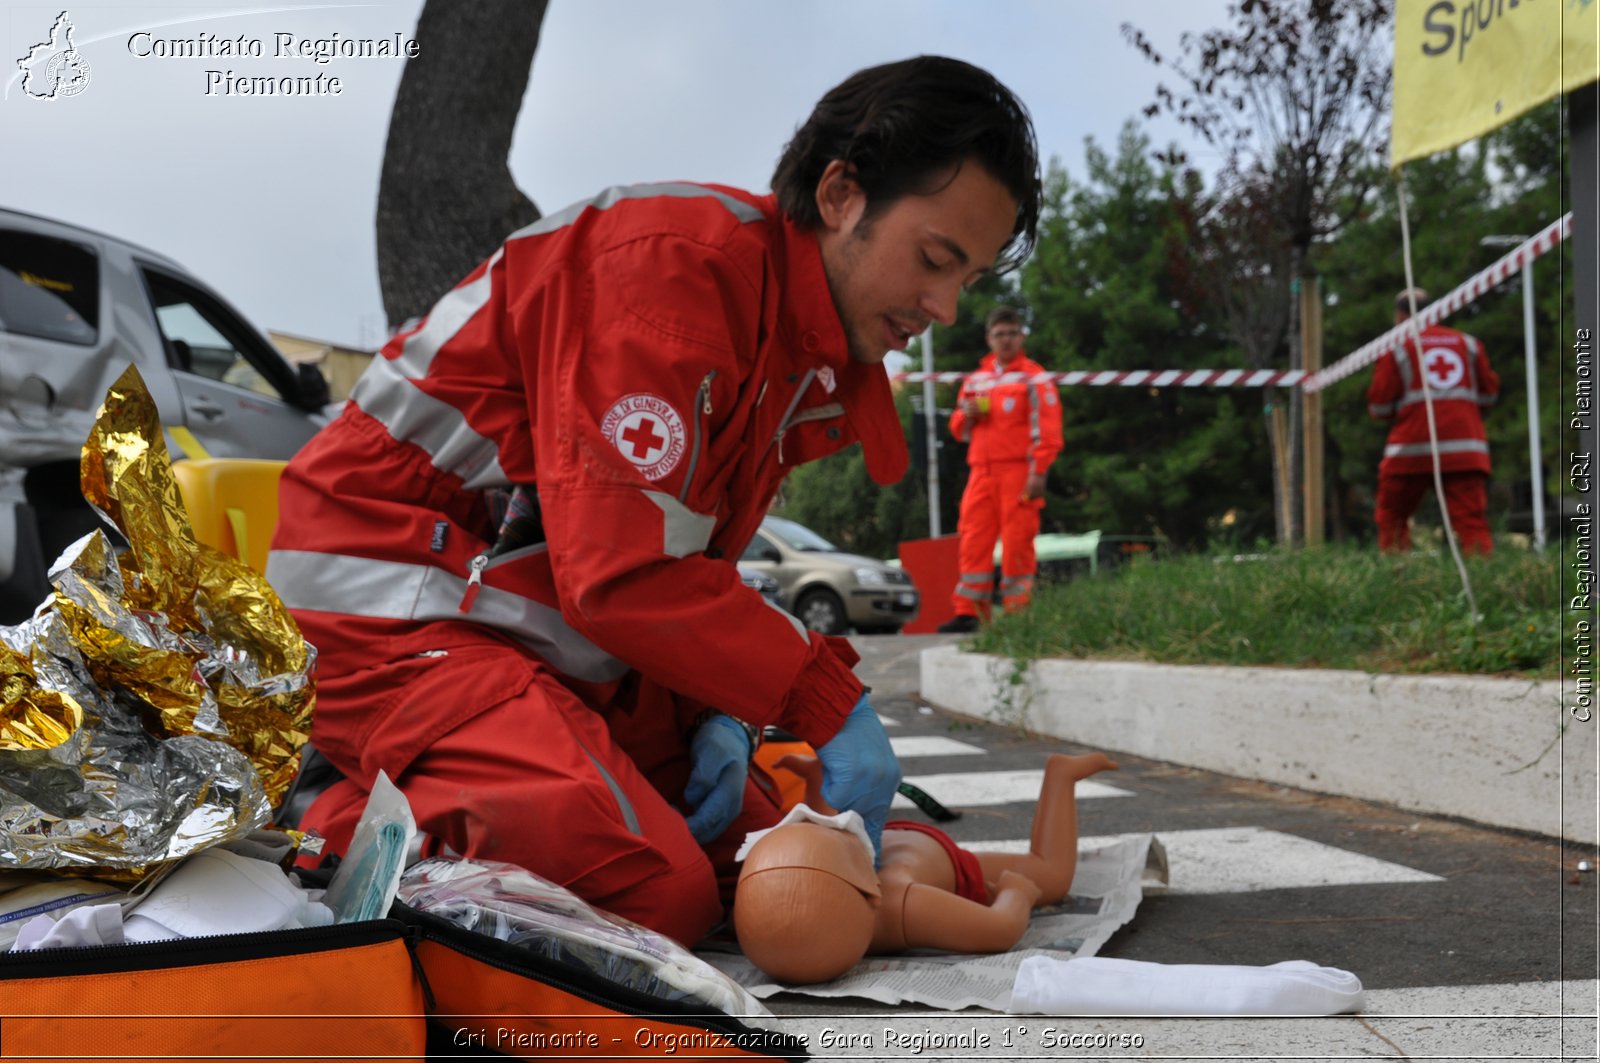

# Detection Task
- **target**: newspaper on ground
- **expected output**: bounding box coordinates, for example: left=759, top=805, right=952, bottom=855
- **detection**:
left=700, top=833, right=1165, bottom=1012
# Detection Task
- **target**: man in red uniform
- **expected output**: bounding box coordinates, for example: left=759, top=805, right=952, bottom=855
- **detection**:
left=938, top=307, right=1063, bottom=633
left=1368, top=287, right=1500, bottom=554
left=267, top=57, right=1042, bottom=946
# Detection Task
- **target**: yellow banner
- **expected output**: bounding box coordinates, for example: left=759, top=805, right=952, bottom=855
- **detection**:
left=1393, top=0, right=1599, bottom=166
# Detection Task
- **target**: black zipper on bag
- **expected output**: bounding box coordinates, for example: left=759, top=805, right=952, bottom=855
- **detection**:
left=0, top=918, right=408, bottom=979
left=393, top=902, right=808, bottom=1061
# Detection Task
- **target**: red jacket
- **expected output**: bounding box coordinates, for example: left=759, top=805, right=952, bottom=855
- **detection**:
left=267, top=183, right=908, bottom=751
left=949, top=352, right=1063, bottom=474
left=1367, top=324, right=1498, bottom=476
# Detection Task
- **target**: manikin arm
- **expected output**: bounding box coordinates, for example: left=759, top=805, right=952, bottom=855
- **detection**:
left=896, top=870, right=1043, bottom=953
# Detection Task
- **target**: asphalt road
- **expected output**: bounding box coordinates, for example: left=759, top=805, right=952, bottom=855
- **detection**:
left=753, top=634, right=1597, bottom=1060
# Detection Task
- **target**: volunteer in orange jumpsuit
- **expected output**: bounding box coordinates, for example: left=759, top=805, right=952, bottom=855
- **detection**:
left=267, top=58, right=1043, bottom=946
left=938, top=307, right=1063, bottom=633
left=1368, top=287, right=1500, bottom=554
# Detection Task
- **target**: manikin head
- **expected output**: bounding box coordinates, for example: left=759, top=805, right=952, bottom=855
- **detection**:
left=771, top=56, right=1042, bottom=367
left=733, top=822, right=881, bottom=985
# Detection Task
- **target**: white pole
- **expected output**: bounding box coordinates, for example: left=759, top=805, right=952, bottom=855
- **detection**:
left=1522, top=264, right=1546, bottom=550
left=921, top=325, right=940, bottom=538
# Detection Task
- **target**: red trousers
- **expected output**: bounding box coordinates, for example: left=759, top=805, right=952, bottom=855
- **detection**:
left=952, top=461, right=1043, bottom=617
left=1375, top=470, right=1492, bottom=555
left=297, top=641, right=782, bottom=947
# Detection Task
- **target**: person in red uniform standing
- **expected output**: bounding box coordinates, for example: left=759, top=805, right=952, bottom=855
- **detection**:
left=1368, top=287, right=1500, bottom=554
left=266, top=57, right=1043, bottom=947
left=938, top=307, right=1062, bottom=633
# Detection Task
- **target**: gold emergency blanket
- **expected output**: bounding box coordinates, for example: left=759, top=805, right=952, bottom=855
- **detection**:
left=0, top=366, right=314, bottom=872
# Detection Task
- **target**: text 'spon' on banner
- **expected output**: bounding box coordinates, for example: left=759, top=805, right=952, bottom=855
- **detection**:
left=1392, top=0, right=1599, bottom=167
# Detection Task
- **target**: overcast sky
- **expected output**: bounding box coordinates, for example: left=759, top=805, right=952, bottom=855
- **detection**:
left=3, top=0, right=1235, bottom=349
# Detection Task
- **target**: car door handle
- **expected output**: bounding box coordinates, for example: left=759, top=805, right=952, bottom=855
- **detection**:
left=189, top=399, right=225, bottom=420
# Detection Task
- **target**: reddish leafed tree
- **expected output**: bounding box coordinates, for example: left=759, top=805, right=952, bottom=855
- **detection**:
left=1124, top=0, right=1392, bottom=541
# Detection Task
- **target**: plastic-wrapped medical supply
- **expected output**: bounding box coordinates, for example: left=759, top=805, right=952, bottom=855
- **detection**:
left=399, top=857, right=772, bottom=1020
left=0, top=366, right=315, bottom=873
left=322, top=771, right=414, bottom=924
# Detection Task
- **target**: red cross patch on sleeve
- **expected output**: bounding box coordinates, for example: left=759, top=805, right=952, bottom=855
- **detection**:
left=601, top=393, right=687, bottom=481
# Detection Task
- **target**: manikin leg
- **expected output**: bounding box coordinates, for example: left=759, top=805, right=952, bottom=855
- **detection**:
left=974, top=752, right=1117, bottom=903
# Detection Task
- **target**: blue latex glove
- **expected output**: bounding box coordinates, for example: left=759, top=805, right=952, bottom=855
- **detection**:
left=683, top=713, right=752, bottom=843
left=817, top=691, right=902, bottom=863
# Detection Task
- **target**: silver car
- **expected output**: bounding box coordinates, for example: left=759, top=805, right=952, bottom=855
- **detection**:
left=739, top=515, right=919, bottom=635
left=0, top=207, right=330, bottom=621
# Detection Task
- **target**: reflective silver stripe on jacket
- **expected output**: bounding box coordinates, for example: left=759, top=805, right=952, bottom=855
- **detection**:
left=265, top=549, right=628, bottom=683
left=1369, top=401, right=1397, bottom=418
left=1383, top=439, right=1489, bottom=459
left=351, top=183, right=763, bottom=486
left=1397, top=387, right=1483, bottom=409
left=510, top=182, right=764, bottom=239
left=644, top=491, right=715, bottom=558
left=1027, top=378, right=1041, bottom=449
left=350, top=355, right=509, bottom=489
left=577, top=742, right=640, bottom=834
left=392, top=248, right=506, bottom=380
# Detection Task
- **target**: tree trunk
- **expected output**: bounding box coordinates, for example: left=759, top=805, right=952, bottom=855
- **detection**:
left=1265, top=390, right=1292, bottom=545
left=1285, top=253, right=1306, bottom=546
left=1300, top=273, right=1324, bottom=547
left=376, top=0, right=549, bottom=329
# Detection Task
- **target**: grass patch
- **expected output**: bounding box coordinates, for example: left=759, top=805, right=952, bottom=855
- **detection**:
left=969, top=544, right=1560, bottom=678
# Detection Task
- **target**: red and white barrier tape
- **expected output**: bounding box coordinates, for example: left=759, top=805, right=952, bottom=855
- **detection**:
left=894, top=212, right=1570, bottom=393
left=1303, top=212, right=1573, bottom=392
left=893, top=368, right=1306, bottom=387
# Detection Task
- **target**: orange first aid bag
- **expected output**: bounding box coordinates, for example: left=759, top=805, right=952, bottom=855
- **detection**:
left=395, top=901, right=806, bottom=1060
left=0, top=919, right=427, bottom=1062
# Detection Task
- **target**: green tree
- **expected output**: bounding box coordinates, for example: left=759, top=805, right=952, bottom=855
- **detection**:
left=777, top=389, right=928, bottom=560
left=1125, top=0, right=1394, bottom=542
left=1020, top=127, right=1271, bottom=549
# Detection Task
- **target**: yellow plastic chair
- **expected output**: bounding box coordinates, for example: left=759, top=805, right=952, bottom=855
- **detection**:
left=170, top=458, right=287, bottom=575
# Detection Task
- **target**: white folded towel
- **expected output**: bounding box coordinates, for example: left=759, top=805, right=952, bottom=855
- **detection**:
left=734, top=803, right=874, bottom=865
left=1009, top=956, right=1364, bottom=1015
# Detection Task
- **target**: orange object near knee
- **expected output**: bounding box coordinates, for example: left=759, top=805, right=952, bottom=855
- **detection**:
left=755, top=737, right=817, bottom=813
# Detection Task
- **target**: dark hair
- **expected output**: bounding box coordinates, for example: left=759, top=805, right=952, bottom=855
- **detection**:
left=985, top=306, right=1024, bottom=330
left=772, top=56, right=1042, bottom=273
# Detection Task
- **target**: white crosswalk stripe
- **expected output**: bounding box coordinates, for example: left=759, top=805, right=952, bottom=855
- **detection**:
left=890, top=735, right=1443, bottom=895
left=893, top=768, right=1134, bottom=808
left=967, top=827, right=1445, bottom=893
left=889, top=735, right=986, bottom=757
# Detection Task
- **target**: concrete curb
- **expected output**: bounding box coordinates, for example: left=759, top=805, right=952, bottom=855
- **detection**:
left=919, top=645, right=1596, bottom=843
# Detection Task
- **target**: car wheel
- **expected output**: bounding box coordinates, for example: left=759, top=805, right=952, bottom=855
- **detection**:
left=793, top=587, right=847, bottom=636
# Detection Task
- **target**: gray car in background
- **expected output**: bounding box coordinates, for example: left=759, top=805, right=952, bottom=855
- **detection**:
left=739, top=515, right=919, bottom=635
left=0, top=207, right=331, bottom=622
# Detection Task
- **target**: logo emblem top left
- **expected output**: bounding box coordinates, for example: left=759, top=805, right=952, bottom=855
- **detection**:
left=18, top=12, right=91, bottom=100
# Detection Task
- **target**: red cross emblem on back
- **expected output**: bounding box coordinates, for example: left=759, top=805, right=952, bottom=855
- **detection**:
left=600, top=393, right=688, bottom=481
left=1421, top=347, right=1465, bottom=391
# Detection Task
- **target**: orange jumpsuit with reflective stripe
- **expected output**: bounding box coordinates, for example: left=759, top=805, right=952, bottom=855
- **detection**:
left=1367, top=324, right=1498, bottom=554
left=948, top=352, right=1062, bottom=616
